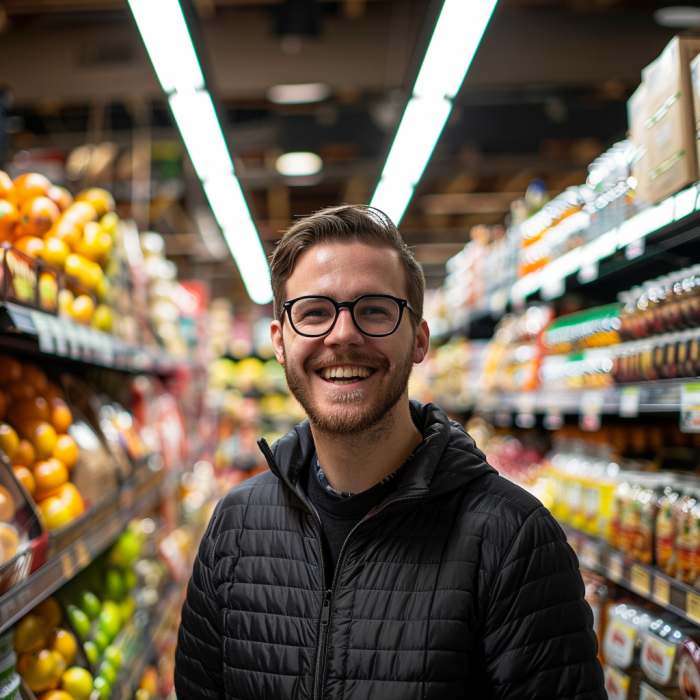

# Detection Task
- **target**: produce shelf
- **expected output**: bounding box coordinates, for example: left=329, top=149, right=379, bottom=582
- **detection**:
left=0, top=301, right=183, bottom=375
left=562, top=524, right=700, bottom=628
left=475, top=379, right=691, bottom=418
left=0, top=468, right=168, bottom=634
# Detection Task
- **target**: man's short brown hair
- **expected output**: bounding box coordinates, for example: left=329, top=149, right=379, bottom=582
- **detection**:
left=269, top=205, right=425, bottom=324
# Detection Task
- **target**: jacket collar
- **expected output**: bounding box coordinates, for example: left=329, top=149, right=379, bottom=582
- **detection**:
left=257, top=400, right=496, bottom=500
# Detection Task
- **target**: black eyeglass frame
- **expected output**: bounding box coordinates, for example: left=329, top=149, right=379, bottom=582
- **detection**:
left=282, top=294, right=416, bottom=338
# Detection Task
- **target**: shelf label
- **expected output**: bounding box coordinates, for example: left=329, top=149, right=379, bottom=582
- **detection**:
left=630, top=564, right=651, bottom=596
left=60, top=552, right=73, bottom=579
left=681, top=384, right=700, bottom=433
left=619, top=387, right=640, bottom=418
left=653, top=576, right=671, bottom=606
left=75, top=541, right=90, bottom=568
left=544, top=407, right=564, bottom=431
left=580, top=391, right=604, bottom=432
left=687, top=592, right=700, bottom=624
left=608, top=552, right=624, bottom=582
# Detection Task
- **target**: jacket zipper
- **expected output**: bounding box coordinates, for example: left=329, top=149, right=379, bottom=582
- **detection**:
left=258, top=439, right=425, bottom=700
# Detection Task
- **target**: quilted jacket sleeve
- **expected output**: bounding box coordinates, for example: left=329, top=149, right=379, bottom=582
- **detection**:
left=481, top=505, right=605, bottom=699
left=174, top=502, right=225, bottom=700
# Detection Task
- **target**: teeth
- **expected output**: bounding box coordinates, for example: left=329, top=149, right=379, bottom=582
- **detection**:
left=319, top=365, right=373, bottom=380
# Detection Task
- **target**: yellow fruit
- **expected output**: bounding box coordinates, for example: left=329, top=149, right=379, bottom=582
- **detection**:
left=53, top=434, right=78, bottom=469
left=49, top=219, right=82, bottom=250
left=0, top=484, right=14, bottom=522
left=14, top=439, right=36, bottom=468
left=34, top=458, right=69, bottom=499
left=62, top=201, right=98, bottom=226
left=81, top=262, right=103, bottom=291
left=41, top=238, right=70, bottom=269
left=49, top=400, right=72, bottom=434
left=92, top=304, right=112, bottom=333
left=13, top=466, right=36, bottom=496
left=0, top=523, right=19, bottom=562
left=47, top=185, right=73, bottom=213
left=100, top=211, right=119, bottom=237
left=39, top=691, right=74, bottom=700
left=58, top=289, right=74, bottom=318
left=0, top=354, right=22, bottom=384
left=76, top=188, right=115, bottom=218
left=48, top=629, right=77, bottom=666
left=76, top=222, right=112, bottom=265
left=63, top=253, right=85, bottom=281
left=38, top=496, right=73, bottom=530
left=14, top=614, right=50, bottom=654
left=18, top=650, right=59, bottom=692
left=57, top=483, right=84, bottom=518
left=35, top=596, right=63, bottom=629
left=61, top=666, right=94, bottom=700
left=0, top=423, right=19, bottom=460
left=71, top=295, right=95, bottom=325
left=19, top=420, right=57, bottom=460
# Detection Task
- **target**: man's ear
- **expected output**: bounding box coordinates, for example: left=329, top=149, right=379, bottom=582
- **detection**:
left=271, top=319, right=285, bottom=364
left=413, top=319, right=430, bottom=365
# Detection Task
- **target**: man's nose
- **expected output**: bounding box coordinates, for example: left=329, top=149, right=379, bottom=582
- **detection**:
left=324, top=307, right=364, bottom=347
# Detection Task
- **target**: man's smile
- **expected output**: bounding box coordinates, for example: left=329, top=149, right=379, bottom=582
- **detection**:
left=316, top=364, right=377, bottom=385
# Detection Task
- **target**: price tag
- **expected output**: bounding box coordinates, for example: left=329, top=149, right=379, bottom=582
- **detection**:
left=543, top=407, right=564, bottom=431
left=580, top=391, right=605, bottom=432
left=630, top=564, right=651, bottom=596
left=75, top=541, right=90, bottom=568
left=608, top=552, right=624, bottom=582
left=619, top=386, right=640, bottom=418
left=515, top=413, right=536, bottom=429
left=681, top=384, right=700, bottom=433
left=653, top=576, right=671, bottom=606
left=60, top=552, right=73, bottom=579
left=687, top=592, right=700, bottom=624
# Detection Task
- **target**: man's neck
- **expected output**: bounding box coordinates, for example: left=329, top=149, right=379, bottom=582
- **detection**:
left=310, top=399, right=423, bottom=494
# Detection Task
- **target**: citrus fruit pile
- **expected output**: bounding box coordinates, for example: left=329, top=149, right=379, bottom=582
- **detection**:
left=13, top=596, right=96, bottom=699
left=0, top=356, right=84, bottom=530
left=0, top=171, right=118, bottom=329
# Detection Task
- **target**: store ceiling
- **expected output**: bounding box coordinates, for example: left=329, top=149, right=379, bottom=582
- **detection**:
left=0, top=0, right=676, bottom=301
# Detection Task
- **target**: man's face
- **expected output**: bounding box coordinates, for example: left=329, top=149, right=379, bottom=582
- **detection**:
left=271, top=241, right=429, bottom=435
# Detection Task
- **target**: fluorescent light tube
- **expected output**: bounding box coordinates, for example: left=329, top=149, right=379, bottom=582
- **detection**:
left=169, top=90, right=234, bottom=181
left=127, top=0, right=205, bottom=94
left=371, top=0, right=499, bottom=224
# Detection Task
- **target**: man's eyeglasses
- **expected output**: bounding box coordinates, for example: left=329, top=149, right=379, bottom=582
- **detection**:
left=282, top=294, right=415, bottom=338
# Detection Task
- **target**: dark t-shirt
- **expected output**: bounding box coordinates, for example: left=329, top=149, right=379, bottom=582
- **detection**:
left=304, top=453, right=404, bottom=581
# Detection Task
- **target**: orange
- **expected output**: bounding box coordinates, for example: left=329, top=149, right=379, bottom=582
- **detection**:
left=52, top=434, right=78, bottom=469
left=33, top=458, right=68, bottom=499
left=71, top=295, right=95, bottom=325
left=46, top=186, right=73, bottom=213
left=38, top=496, right=73, bottom=530
left=0, top=484, right=15, bottom=521
left=61, top=201, right=97, bottom=226
left=0, top=354, right=22, bottom=384
left=40, top=690, right=74, bottom=700
left=19, top=420, right=56, bottom=460
left=13, top=173, right=51, bottom=205
left=41, top=238, right=70, bottom=269
left=34, top=596, right=63, bottom=628
left=14, top=235, right=44, bottom=259
left=0, top=391, right=7, bottom=420
left=23, top=363, right=49, bottom=394
left=14, top=614, right=50, bottom=654
left=43, top=381, right=65, bottom=402
left=0, top=199, right=19, bottom=243
left=14, top=396, right=50, bottom=424
left=0, top=170, right=17, bottom=204
left=76, top=188, right=115, bottom=218
left=14, top=439, right=35, bottom=467
left=57, top=482, right=84, bottom=517
left=48, top=628, right=77, bottom=666
left=13, top=465, right=36, bottom=496
left=49, top=400, right=72, bottom=434
left=0, top=422, right=19, bottom=460
left=49, top=218, right=81, bottom=249
left=7, top=379, right=37, bottom=401
left=19, top=197, right=60, bottom=238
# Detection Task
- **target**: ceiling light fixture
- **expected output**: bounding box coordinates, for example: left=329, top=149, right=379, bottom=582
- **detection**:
left=370, top=0, right=499, bottom=225
left=267, top=83, right=331, bottom=105
left=127, top=0, right=272, bottom=305
left=654, top=3, right=700, bottom=27
left=275, top=152, right=323, bottom=177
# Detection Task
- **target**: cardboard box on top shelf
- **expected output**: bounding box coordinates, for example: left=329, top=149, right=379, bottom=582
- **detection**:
left=690, top=52, right=700, bottom=177
left=630, top=36, right=700, bottom=206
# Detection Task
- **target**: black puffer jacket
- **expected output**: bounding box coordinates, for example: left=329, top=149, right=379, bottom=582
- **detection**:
left=175, top=401, right=605, bottom=700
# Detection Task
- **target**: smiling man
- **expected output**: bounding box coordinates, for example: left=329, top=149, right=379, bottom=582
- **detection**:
left=174, top=205, right=605, bottom=700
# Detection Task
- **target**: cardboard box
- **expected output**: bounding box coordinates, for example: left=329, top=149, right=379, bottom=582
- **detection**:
left=690, top=52, right=700, bottom=176
left=629, top=36, right=700, bottom=205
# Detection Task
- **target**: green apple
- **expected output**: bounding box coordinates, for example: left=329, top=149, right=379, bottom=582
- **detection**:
left=84, top=641, right=99, bottom=667
left=103, top=645, right=123, bottom=671
left=67, top=604, right=91, bottom=641
left=97, top=610, right=120, bottom=642
left=80, top=591, right=102, bottom=620
left=93, top=676, right=112, bottom=700
left=98, top=660, right=118, bottom=686
left=93, top=629, right=110, bottom=652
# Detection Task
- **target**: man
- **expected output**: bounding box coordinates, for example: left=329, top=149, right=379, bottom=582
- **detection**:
left=175, top=205, right=605, bottom=699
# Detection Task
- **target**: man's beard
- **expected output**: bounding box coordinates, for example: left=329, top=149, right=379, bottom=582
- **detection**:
left=283, top=344, right=414, bottom=436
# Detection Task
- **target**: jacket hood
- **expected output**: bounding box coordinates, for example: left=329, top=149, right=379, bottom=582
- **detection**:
left=257, top=400, right=496, bottom=500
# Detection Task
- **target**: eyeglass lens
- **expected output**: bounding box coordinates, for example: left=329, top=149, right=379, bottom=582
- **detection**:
left=290, top=297, right=401, bottom=336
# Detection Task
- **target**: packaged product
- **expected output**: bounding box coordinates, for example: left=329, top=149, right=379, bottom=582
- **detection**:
left=674, top=492, right=700, bottom=586
left=604, top=603, right=652, bottom=671
left=616, top=476, right=660, bottom=564
left=640, top=681, right=682, bottom=700
left=679, top=638, right=700, bottom=700
left=640, top=616, right=695, bottom=690
left=604, top=664, right=635, bottom=700
left=656, top=482, right=682, bottom=577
